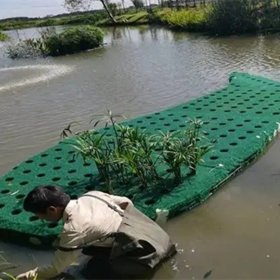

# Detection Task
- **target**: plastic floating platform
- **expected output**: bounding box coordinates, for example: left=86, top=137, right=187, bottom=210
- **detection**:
left=1, top=72, right=280, bottom=247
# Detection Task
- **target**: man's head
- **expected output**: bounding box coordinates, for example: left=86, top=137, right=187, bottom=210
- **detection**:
left=23, top=185, right=70, bottom=222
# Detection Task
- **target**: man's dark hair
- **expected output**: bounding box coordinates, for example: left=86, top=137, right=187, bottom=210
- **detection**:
left=23, top=185, right=70, bottom=213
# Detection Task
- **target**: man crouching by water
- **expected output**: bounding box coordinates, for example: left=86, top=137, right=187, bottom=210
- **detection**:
left=17, top=185, right=176, bottom=279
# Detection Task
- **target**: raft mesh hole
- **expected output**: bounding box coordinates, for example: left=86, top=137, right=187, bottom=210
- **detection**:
left=150, top=122, right=156, bottom=125
left=68, top=151, right=75, bottom=154
left=220, top=149, right=229, bottom=152
left=210, top=109, right=216, bottom=112
left=273, top=112, right=280, bottom=115
left=247, top=130, right=254, bottom=134
left=236, top=124, right=243, bottom=127
left=238, top=136, right=246, bottom=140
left=68, top=169, right=76, bottom=174
left=41, top=154, right=48, bottom=157
left=210, top=127, right=218, bottom=131
left=53, top=166, right=61, bottom=170
left=16, top=194, right=25, bottom=199
left=48, top=223, right=58, bottom=228
left=254, top=125, right=262, bottom=128
left=0, top=204, right=4, bottom=209
left=11, top=209, right=22, bottom=215
left=164, top=123, right=170, bottom=126
left=210, top=156, right=219, bottom=160
left=219, top=123, right=226, bottom=125
left=83, top=162, right=91, bottom=167
left=37, top=173, right=46, bottom=177
left=29, top=216, right=39, bottom=221
left=224, top=110, right=230, bottom=112
left=52, top=177, right=61, bottom=182
left=23, top=170, right=31, bottom=174
left=68, top=181, right=77, bottom=186
left=20, top=181, right=28, bottom=186
left=261, top=120, right=269, bottom=123
left=1, top=189, right=10, bottom=194
left=55, top=157, right=62, bottom=160
left=229, top=142, right=238, bottom=146
left=145, top=198, right=155, bottom=205
left=228, top=129, right=235, bottom=132
left=146, top=116, right=152, bottom=119
left=68, top=159, right=75, bottom=163
left=219, top=134, right=227, bottom=138
left=137, top=120, right=143, bottom=123
left=227, top=118, right=234, bottom=121
left=173, top=119, right=180, bottom=122
left=167, top=113, right=174, bottom=116
left=5, top=177, right=14, bottom=182
left=256, top=111, right=263, bottom=114
left=55, top=148, right=62, bottom=151
left=159, top=118, right=165, bottom=120
left=240, top=110, right=246, bottom=113
left=84, top=173, right=92, bottom=178
left=25, top=160, right=33, bottom=163
left=244, top=119, right=251, bottom=123
left=179, top=124, right=186, bottom=128
left=211, top=117, right=218, bottom=120
left=39, top=163, right=47, bottom=167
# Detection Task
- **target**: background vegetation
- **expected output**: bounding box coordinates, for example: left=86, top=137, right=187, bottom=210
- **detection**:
left=1, top=0, right=280, bottom=38
left=0, top=31, right=8, bottom=41
left=6, top=25, right=104, bottom=58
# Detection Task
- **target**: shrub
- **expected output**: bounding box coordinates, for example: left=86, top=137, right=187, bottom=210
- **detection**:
left=207, top=0, right=257, bottom=35
left=45, top=25, right=104, bottom=56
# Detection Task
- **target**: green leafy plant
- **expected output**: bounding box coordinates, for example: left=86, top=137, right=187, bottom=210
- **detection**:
left=62, top=112, right=212, bottom=191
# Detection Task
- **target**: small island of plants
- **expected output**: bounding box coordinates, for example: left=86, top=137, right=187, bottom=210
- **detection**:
left=7, top=25, right=104, bottom=59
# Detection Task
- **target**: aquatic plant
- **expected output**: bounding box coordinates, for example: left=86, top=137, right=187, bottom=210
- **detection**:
left=62, top=112, right=212, bottom=191
left=45, top=25, right=104, bottom=56
left=6, top=25, right=104, bottom=59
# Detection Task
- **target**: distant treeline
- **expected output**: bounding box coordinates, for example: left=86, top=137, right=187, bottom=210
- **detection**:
left=1, top=0, right=280, bottom=36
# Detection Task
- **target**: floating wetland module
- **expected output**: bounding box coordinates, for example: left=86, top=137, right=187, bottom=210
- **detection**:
left=1, top=72, right=280, bottom=246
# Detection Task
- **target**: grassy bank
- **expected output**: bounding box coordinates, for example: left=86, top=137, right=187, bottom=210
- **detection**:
left=2, top=0, right=280, bottom=36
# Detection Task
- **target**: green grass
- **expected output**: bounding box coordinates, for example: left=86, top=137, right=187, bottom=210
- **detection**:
left=155, top=8, right=208, bottom=31
left=0, top=31, right=8, bottom=41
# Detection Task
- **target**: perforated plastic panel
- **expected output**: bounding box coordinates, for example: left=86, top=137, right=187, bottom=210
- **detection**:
left=1, top=72, right=280, bottom=247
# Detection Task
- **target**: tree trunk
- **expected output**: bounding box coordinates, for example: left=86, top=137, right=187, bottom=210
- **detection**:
left=100, top=0, right=117, bottom=23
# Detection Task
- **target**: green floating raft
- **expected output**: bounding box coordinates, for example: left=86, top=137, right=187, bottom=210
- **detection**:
left=1, top=72, right=280, bottom=247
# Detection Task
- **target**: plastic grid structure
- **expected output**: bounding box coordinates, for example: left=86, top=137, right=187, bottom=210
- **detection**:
left=1, top=72, right=280, bottom=246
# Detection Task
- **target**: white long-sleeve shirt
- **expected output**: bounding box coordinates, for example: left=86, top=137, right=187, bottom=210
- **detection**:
left=23, top=191, right=132, bottom=279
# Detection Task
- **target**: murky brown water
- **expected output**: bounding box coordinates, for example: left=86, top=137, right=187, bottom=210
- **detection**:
left=1, top=26, right=280, bottom=278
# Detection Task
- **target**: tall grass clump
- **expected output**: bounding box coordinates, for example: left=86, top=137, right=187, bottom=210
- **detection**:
left=61, top=111, right=213, bottom=192
left=0, top=31, right=8, bottom=41
left=158, top=8, right=207, bottom=31
left=207, top=0, right=257, bottom=35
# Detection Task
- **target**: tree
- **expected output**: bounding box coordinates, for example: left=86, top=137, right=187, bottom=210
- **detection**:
left=65, top=0, right=117, bottom=23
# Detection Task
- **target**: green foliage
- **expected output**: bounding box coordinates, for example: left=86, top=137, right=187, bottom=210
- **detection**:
left=0, top=31, right=8, bottom=41
left=62, top=113, right=212, bottom=192
left=207, top=0, right=257, bottom=35
left=7, top=26, right=104, bottom=59
left=45, top=25, right=104, bottom=56
left=155, top=8, right=207, bottom=31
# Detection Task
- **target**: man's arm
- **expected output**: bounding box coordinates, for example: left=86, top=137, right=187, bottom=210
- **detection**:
left=17, top=230, right=84, bottom=280
left=17, top=248, right=81, bottom=280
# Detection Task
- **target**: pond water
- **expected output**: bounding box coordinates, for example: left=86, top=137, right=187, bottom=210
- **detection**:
left=1, top=26, right=280, bottom=279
